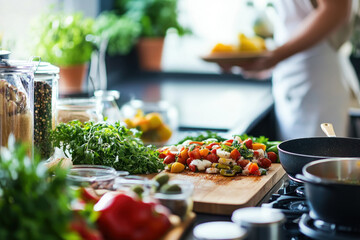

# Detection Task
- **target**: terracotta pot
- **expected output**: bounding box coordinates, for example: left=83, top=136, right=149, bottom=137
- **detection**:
left=136, top=38, right=164, bottom=71
left=59, top=64, right=88, bottom=95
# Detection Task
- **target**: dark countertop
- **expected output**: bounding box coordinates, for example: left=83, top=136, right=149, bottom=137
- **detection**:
left=109, top=72, right=274, bottom=141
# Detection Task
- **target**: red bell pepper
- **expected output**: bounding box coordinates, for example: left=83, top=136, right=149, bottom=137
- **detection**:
left=94, top=192, right=171, bottom=240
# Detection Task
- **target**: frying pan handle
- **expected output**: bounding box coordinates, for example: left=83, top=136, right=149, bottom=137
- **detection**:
left=320, top=123, right=336, bottom=137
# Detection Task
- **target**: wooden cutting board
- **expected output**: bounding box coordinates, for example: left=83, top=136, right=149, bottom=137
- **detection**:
left=150, top=163, right=285, bottom=215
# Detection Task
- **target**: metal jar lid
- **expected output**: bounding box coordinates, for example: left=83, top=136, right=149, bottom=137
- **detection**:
left=34, top=61, right=59, bottom=76
left=0, top=59, right=35, bottom=73
left=193, top=221, right=247, bottom=240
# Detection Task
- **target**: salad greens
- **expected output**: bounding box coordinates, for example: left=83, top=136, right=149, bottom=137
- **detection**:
left=51, top=121, right=164, bottom=174
left=177, top=130, right=227, bottom=144
left=0, top=137, right=78, bottom=240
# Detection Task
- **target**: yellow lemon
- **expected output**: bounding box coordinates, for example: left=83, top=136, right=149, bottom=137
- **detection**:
left=157, top=124, right=172, bottom=142
left=211, top=43, right=236, bottom=53
left=145, top=112, right=163, bottom=130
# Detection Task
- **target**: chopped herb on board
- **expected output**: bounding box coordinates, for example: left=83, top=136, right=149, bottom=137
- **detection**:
left=51, top=121, right=164, bottom=174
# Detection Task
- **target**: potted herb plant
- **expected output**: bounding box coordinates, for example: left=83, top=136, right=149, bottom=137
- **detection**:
left=95, top=0, right=189, bottom=72
left=32, top=12, right=94, bottom=95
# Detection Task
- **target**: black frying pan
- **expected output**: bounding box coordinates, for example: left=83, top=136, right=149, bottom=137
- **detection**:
left=278, top=136, right=360, bottom=181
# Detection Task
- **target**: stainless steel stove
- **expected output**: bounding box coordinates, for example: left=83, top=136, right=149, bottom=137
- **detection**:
left=262, top=179, right=360, bottom=240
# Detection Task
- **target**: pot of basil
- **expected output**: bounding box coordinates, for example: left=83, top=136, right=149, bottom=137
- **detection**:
left=32, top=12, right=94, bottom=95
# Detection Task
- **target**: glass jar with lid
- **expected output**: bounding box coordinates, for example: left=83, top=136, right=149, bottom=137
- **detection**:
left=34, top=61, right=59, bottom=159
left=0, top=59, right=35, bottom=155
left=57, top=97, right=103, bottom=124
left=94, top=90, right=122, bottom=124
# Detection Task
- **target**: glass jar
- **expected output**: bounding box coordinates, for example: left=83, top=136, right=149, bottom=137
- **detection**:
left=94, top=90, right=122, bottom=124
left=121, top=99, right=178, bottom=146
left=34, top=62, right=59, bottom=159
left=0, top=59, right=35, bottom=154
left=57, top=98, right=102, bottom=124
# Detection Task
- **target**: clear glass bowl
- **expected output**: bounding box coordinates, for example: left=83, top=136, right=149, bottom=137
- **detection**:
left=121, top=99, right=178, bottom=146
left=57, top=98, right=103, bottom=124
left=154, top=180, right=194, bottom=220
left=67, top=165, right=128, bottom=190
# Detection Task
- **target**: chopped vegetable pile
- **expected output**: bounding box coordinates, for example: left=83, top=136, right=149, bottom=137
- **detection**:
left=159, top=134, right=280, bottom=176
left=51, top=121, right=164, bottom=174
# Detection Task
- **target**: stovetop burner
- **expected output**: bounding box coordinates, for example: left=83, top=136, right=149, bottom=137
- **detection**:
left=299, top=214, right=360, bottom=240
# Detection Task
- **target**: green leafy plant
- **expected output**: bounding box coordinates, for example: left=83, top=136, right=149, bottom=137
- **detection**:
left=93, top=12, right=141, bottom=56
left=122, top=0, right=190, bottom=37
left=0, top=137, right=79, bottom=240
left=32, top=12, right=94, bottom=66
left=51, top=120, right=164, bottom=174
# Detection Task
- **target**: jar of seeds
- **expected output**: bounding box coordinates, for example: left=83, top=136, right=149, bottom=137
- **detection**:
left=34, top=62, right=59, bottom=159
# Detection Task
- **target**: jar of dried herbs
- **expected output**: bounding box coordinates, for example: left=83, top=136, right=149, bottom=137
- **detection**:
left=34, top=62, right=59, bottom=159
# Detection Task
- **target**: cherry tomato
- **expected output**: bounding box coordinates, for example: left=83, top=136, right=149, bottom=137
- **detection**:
left=180, top=148, right=189, bottom=160
left=230, top=149, right=241, bottom=160
left=158, top=153, right=166, bottom=159
left=258, top=158, right=272, bottom=169
left=177, top=155, right=186, bottom=165
left=189, top=164, right=196, bottom=172
left=206, top=153, right=219, bottom=163
left=243, top=138, right=253, bottom=149
left=163, top=154, right=175, bottom=164
left=189, top=148, right=201, bottom=159
left=237, top=159, right=250, bottom=168
left=224, top=139, right=234, bottom=144
left=186, top=158, right=193, bottom=166
left=267, top=151, right=278, bottom=163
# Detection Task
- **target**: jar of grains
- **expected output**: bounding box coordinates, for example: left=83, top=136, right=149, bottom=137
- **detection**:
left=34, top=62, right=59, bottom=159
left=0, top=59, right=35, bottom=156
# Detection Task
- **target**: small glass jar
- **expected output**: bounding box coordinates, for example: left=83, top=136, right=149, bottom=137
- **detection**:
left=57, top=98, right=103, bottom=124
left=154, top=180, right=194, bottom=220
left=121, top=99, right=178, bottom=146
left=34, top=62, right=59, bottom=159
left=0, top=59, right=35, bottom=155
left=94, top=90, right=122, bottom=124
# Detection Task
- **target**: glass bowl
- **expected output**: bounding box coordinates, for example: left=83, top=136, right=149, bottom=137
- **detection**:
left=121, top=99, right=178, bottom=146
left=57, top=98, right=103, bottom=124
left=67, top=165, right=128, bottom=190
left=154, top=180, right=194, bottom=220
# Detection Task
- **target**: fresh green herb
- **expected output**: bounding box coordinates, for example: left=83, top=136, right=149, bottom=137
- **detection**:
left=0, top=137, right=78, bottom=240
left=51, top=120, right=164, bottom=174
left=177, top=131, right=226, bottom=144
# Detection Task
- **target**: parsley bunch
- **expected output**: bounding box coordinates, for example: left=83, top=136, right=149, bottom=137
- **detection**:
left=51, top=121, right=164, bottom=174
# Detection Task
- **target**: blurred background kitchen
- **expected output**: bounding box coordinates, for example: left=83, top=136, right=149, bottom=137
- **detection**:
left=1, top=0, right=360, bottom=145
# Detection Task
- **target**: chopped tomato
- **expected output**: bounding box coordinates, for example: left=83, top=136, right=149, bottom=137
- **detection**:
left=211, top=147, right=220, bottom=154
left=177, top=156, right=186, bottom=165
left=199, top=148, right=210, bottom=158
left=267, top=151, right=278, bottom=163
left=237, top=159, right=250, bottom=168
left=206, top=153, right=219, bottom=163
left=186, top=158, right=193, bottom=166
left=163, top=155, right=175, bottom=164
left=258, top=158, right=272, bottom=169
left=224, top=139, right=234, bottom=144
left=189, top=164, right=196, bottom=172
left=230, top=149, right=241, bottom=160
left=244, top=138, right=253, bottom=149
left=158, top=152, right=167, bottom=159
left=248, top=163, right=259, bottom=175
left=189, top=141, right=204, bottom=145
left=189, top=148, right=201, bottom=159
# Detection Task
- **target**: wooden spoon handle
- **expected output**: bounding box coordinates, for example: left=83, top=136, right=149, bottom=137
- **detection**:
left=321, top=123, right=337, bottom=137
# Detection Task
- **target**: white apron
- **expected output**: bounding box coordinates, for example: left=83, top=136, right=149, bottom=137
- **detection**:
left=272, top=0, right=351, bottom=140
